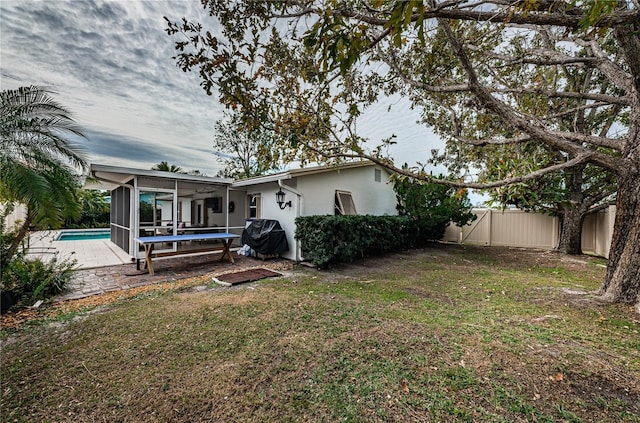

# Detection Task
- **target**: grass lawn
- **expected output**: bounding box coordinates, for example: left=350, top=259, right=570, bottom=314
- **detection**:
left=1, top=244, right=639, bottom=422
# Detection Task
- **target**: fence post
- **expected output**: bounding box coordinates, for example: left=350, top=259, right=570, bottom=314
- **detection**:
left=487, top=209, right=492, bottom=246
left=593, top=211, right=599, bottom=255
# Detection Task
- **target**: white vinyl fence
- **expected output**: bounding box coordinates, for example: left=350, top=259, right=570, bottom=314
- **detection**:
left=1, top=203, right=28, bottom=231
left=443, top=206, right=616, bottom=258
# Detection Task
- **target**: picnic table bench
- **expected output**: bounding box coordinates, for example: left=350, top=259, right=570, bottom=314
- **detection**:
left=134, top=233, right=240, bottom=276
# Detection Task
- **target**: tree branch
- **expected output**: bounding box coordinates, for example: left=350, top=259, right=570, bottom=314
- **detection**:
left=575, top=38, right=636, bottom=94
left=454, top=134, right=532, bottom=146
left=311, top=144, right=597, bottom=190
left=382, top=50, right=629, bottom=105
left=381, top=50, right=471, bottom=93
left=539, top=102, right=610, bottom=120
left=547, top=131, right=624, bottom=150
left=438, top=17, right=622, bottom=171
left=327, top=3, right=640, bottom=29
left=481, top=47, right=599, bottom=67
left=494, top=88, right=630, bottom=106
left=586, top=199, right=617, bottom=214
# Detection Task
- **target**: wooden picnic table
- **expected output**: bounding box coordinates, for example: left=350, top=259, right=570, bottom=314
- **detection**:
left=134, top=233, right=240, bottom=276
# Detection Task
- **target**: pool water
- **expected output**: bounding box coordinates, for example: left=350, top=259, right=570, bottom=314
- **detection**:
left=56, top=230, right=111, bottom=241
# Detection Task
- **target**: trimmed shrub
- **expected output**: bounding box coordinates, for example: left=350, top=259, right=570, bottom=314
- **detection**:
left=295, top=215, right=442, bottom=268
left=394, top=174, right=476, bottom=233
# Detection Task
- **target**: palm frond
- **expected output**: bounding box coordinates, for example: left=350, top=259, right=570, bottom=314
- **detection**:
left=0, top=85, right=87, bottom=170
left=1, top=86, right=87, bottom=230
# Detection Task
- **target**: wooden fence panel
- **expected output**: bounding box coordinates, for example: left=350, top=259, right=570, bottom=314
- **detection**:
left=461, top=209, right=491, bottom=246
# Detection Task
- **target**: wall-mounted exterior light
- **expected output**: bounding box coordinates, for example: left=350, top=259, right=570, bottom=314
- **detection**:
left=275, top=188, right=292, bottom=210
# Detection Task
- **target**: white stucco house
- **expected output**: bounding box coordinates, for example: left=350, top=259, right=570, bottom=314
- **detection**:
left=86, top=162, right=397, bottom=262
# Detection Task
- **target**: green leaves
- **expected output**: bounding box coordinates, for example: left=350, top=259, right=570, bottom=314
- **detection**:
left=384, top=1, right=425, bottom=47
left=393, top=174, right=476, bottom=229
left=1, top=86, right=86, bottom=262
left=213, top=111, right=282, bottom=178
left=306, top=15, right=370, bottom=74
left=151, top=161, right=184, bottom=173
left=295, top=215, right=422, bottom=268
left=295, top=187, right=475, bottom=268
left=0, top=252, right=77, bottom=308
left=578, top=0, right=619, bottom=30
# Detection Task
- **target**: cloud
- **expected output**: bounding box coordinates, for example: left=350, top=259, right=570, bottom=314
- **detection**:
left=80, top=128, right=222, bottom=175
left=1, top=0, right=226, bottom=174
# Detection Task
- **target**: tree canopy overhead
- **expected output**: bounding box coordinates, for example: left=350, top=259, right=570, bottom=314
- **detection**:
left=166, top=1, right=640, bottom=311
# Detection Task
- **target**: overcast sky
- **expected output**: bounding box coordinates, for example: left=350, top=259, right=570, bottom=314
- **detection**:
left=1, top=0, right=442, bottom=177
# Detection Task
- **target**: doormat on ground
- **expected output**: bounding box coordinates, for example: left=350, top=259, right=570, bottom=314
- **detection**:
left=213, top=268, right=281, bottom=286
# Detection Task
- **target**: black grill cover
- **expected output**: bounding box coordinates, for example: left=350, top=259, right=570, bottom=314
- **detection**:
left=242, top=219, right=289, bottom=255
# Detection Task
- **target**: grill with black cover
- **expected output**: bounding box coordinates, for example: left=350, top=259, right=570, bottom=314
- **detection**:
left=242, top=219, right=289, bottom=256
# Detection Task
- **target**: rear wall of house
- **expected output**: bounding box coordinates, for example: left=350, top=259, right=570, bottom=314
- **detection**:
left=297, top=166, right=397, bottom=216
left=244, top=166, right=397, bottom=261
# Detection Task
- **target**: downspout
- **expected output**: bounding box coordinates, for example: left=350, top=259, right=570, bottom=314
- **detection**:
left=277, top=179, right=304, bottom=262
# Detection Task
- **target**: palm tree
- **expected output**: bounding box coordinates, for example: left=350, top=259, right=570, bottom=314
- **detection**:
left=1, top=86, right=87, bottom=262
left=151, top=161, right=184, bottom=173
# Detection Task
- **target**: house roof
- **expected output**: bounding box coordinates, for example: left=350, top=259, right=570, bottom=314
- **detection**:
left=85, top=164, right=233, bottom=190
left=232, top=161, right=389, bottom=187
left=85, top=161, right=392, bottom=191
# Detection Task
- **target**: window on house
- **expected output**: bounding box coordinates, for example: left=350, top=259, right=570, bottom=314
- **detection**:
left=248, top=194, right=261, bottom=219
left=335, top=190, right=357, bottom=215
left=374, top=168, right=382, bottom=182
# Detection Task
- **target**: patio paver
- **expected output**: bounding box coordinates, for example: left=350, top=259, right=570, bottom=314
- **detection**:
left=57, top=253, right=265, bottom=301
left=25, top=231, right=288, bottom=302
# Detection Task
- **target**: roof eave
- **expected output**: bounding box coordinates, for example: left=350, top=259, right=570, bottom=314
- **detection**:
left=88, top=164, right=234, bottom=185
left=232, top=161, right=383, bottom=187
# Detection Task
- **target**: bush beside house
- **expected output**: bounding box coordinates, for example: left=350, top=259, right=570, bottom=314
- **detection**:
left=296, top=177, right=476, bottom=268
left=295, top=215, right=446, bottom=268
left=0, top=227, right=76, bottom=313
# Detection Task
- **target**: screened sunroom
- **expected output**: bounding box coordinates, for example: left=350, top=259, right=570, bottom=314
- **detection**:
left=85, top=164, right=247, bottom=259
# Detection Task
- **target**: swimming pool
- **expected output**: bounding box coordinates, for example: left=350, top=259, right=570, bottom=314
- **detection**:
left=56, top=229, right=111, bottom=241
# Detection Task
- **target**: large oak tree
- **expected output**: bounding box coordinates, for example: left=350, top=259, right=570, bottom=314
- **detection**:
left=166, top=0, right=640, bottom=312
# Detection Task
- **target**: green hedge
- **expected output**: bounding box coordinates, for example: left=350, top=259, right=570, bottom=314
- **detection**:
left=295, top=215, right=446, bottom=268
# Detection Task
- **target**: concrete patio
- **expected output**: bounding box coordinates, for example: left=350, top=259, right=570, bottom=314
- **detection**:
left=26, top=230, right=132, bottom=268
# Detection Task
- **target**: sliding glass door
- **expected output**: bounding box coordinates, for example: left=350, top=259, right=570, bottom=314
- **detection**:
left=137, top=188, right=177, bottom=252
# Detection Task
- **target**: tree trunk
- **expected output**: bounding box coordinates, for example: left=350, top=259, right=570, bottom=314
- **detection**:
left=599, top=172, right=640, bottom=312
left=555, top=207, right=584, bottom=255
left=5, top=213, right=32, bottom=264
left=554, top=164, right=586, bottom=255
left=603, top=21, right=640, bottom=312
